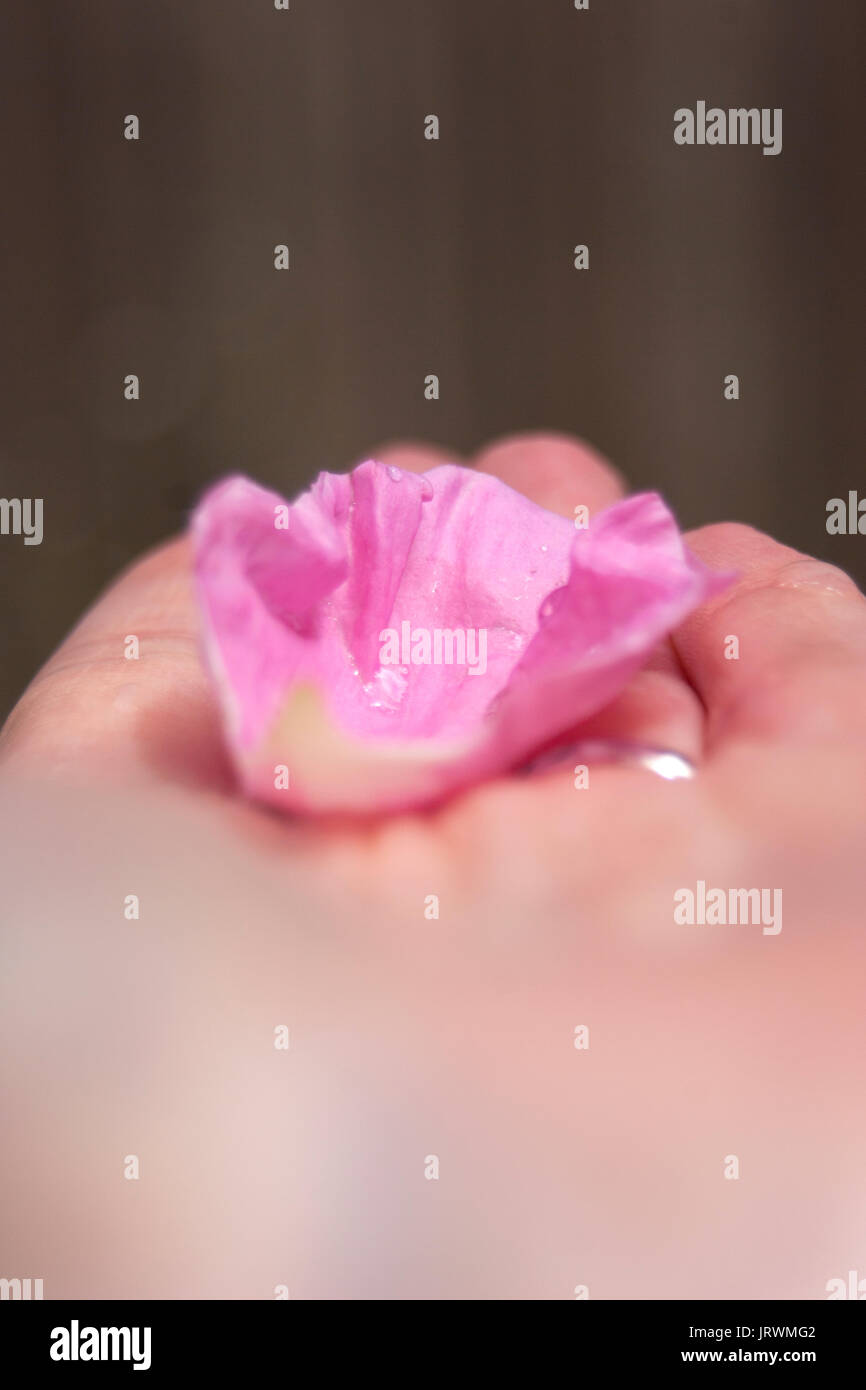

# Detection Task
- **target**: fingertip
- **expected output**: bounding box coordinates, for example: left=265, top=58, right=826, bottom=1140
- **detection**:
left=674, top=524, right=866, bottom=748
left=363, top=440, right=462, bottom=474
left=471, top=431, right=626, bottom=519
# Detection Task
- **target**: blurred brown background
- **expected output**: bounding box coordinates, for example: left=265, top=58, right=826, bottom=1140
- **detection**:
left=1, top=0, right=863, bottom=717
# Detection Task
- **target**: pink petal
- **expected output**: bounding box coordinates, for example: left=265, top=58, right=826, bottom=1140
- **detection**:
left=191, top=462, right=726, bottom=814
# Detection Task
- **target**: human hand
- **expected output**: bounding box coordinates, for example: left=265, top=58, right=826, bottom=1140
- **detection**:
left=2, top=433, right=864, bottom=1299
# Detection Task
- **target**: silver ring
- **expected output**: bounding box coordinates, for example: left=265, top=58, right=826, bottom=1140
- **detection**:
left=520, top=738, right=695, bottom=781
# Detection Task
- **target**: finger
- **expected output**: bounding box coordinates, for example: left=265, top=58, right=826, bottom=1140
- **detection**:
left=471, top=430, right=625, bottom=520
left=558, top=645, right=705, bottom=765
left=0, top=537, right=229, bottom=787
left=473, top=432, right=704, bottom=762
left=672, top=523, right=866, bottom=746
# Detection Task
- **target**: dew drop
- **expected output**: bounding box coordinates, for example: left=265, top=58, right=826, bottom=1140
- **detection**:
left=387, top=465, right=402, bottom=481
left=419, top=476, right=434, bottom=501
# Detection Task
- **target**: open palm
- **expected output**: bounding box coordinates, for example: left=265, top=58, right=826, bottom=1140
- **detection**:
left=2, top=434, right=864, bottom=1299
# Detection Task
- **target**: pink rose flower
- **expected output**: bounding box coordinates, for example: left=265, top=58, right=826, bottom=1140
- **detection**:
left=192, top=461, right=725, bottom=814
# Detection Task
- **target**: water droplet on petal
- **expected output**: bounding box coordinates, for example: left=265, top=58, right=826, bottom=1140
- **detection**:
left=419, top=476, right=434, bottom=501
left=387, top=465, right=402, bottom=481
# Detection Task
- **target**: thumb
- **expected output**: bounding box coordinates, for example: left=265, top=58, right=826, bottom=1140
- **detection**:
left=0, top=537, right=231, bottom=790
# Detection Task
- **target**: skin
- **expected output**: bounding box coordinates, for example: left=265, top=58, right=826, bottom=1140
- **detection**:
left=1, top=433, right=864, bottom=1300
